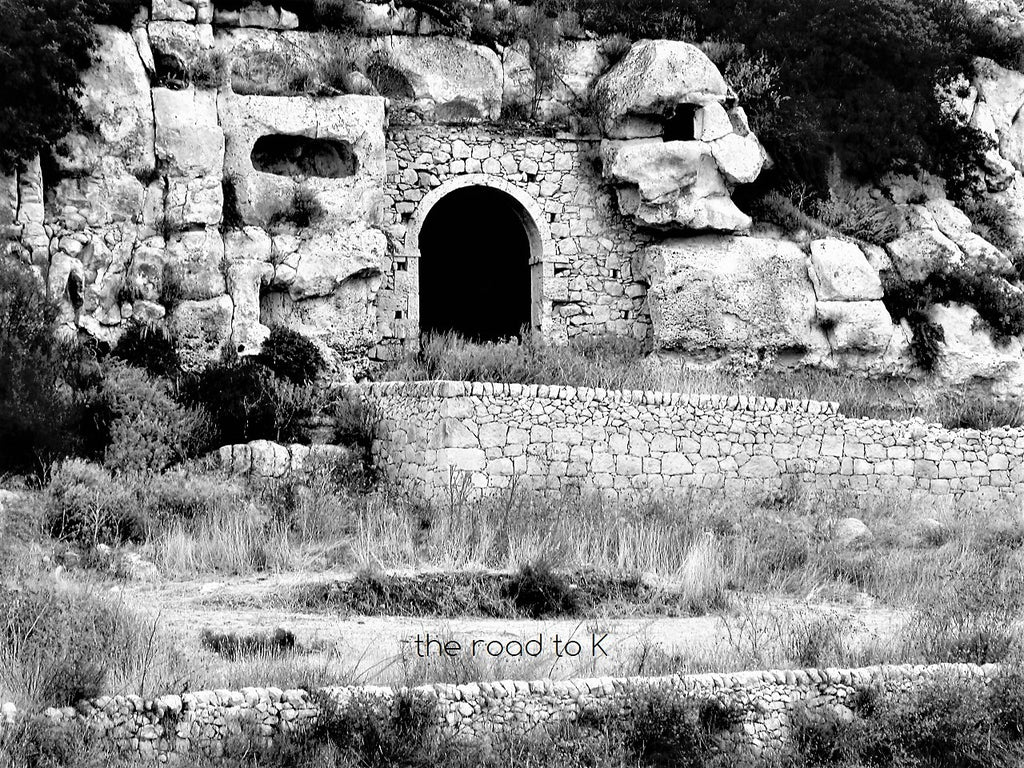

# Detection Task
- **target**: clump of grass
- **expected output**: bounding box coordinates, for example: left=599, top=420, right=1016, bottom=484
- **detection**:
left=200, top=626, right=297, bottom=660
left=814, top=182, right=900, bottom=246
left=268, top=185, right=326, bottom=231
left=0, top=581, right=193, bottom=710
left=188, top=49, right=228, bottom=88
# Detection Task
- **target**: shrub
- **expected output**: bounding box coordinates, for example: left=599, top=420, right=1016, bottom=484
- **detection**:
left=747, top=187, right=833, bottom=238
left=254, top=326, right=326, bottom=385
left=318, top=689, right=440, bottom=766
left=0, top=0, right=96, bottom=171
left=501, top=560, right=579, bottom=618
left=814, top=182, right=900, bottom=245
left=963, top=196, right=1024, bottom=269
left=200, top=626, right=296, bottom=660
left=181, top=362, right=279, bottom=447
left=884, top=265, right=1024, bottom=371
left=616, top=688, right=740, bottom=768
left=0, top=259, right=77, bottom=473
left=0, top=581, right=180, bottom=711
left=181, top=360, right=321, bottom=447
left=109, top=320, right=181, bottom=380
left=80, top=361, right=209, bottom=473
left=44, top=459, right=146, bottom=546
left=141, top=469, right=243, bottom=523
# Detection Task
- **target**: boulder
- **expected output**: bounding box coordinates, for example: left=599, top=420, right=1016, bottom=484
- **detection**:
left=169, top=295, right=234, bottom=369
left=973, top=58, right=1024, bottom=172
left=833, top=518, right=872, bottom=547
left=710, top=132, right=768, bottom=185
left=928, top=302, right=1024, bottom=390
left=808, top=239, right=884, bottom=301
left=602, top=140, right=751, bottom=232
left=127, top=242, right=167, bottom=303
left=816, top=301, right=894, bottom=353
left=217, top=29, right=320, bottom=96
left=115, top=553, right=160, bottom=581
left=885, top=227, right=963, bottom=281
left=602, top=139, right=704, bottom=200
left=535, top=40, right=609, bottom=124
left=164, top=228, right=226, bottom=300
left=593, top=40, right=729, bottom=138
left=634, top=236, right=828, bottom=360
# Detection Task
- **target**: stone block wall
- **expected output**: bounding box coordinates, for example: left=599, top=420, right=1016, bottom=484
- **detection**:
left=368, top=381, right=1024, bottom=502
left=377, top=125, right=652, bottom=353
left=0, top=664, right=998, bottom=764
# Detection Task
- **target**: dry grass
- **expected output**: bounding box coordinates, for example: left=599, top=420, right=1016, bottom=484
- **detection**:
left=383, top=333, right=1024, bottom=429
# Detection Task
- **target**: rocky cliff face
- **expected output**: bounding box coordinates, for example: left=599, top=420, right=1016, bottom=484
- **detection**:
left=2, top=0, right=1024, bottom=395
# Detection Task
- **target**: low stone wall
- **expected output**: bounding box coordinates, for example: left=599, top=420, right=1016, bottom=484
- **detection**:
left=0, top=664, right=998, bottom=764
left=368, top=380, right=1024, bottom=502
left=216, top=441, right=350, bottom=478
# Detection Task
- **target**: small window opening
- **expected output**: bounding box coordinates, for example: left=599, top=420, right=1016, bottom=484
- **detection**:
left=663, top=104, right=698, bottom=142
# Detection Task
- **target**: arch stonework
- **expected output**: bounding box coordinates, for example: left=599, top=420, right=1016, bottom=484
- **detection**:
left=403, top=174, right=555, bottom=338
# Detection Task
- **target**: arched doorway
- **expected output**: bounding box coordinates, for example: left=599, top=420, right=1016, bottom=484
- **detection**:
left=417, top=185, right=536, bottom=341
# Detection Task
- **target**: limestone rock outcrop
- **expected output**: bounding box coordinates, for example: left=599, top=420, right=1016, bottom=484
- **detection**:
left=595, top=40, right=767, bottom=232
left=363, top=36, right=503, bottom=122
left=593, top=40, right=730, bottom=139
left=635, top=236, right=829, bottom=361
left=220, top=93, right=387, bottom=227
left=601, top=140, right=751, bottom=232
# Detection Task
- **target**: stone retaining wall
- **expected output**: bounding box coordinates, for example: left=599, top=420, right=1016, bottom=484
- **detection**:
left=0, top=664, right=998, bottom=764
left=369, top=380, right=1024, bottom=502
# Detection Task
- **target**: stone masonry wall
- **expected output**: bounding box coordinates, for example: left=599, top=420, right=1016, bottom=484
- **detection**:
left=377, top=125, right=652, bottom=354
left=0, top=664, right=998, bottom=764
left=369, top=381, right=1024, bottom=502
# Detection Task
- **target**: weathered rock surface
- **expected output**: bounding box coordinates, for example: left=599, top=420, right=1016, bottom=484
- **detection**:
left=364, top=36, right=503, bottom=122
left=169, top=294, right=234, bottom=368
left=816, top=301, right=894, bottom=353
left=602, top=140, right=752, bottom=232
left=928, top=302, right=1024, bottom=392
left=885, top=227, right=963, bottom=281
left=594, top=40, right=729, bottom=139
left=59, top=26, right=155, bottom=179
left=219, top=92, right=386, bottom=227
left=808, top=239, right=884, bottom=301
left=635, top=236, right=829, bottom=360
left=164, top=228, right=226, bottom=300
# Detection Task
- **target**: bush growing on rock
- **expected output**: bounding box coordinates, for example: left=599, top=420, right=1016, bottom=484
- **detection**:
left=109, top=320, right=182, bottom=381
left=255, top=326, right=326, bottom=385
left=0, top=0, right=142, bottom=172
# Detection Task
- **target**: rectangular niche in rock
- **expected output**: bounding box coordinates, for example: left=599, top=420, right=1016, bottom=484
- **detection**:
left=251, top=135, right=358, bottom=178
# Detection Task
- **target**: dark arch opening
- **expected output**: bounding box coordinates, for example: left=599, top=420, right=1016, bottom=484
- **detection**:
left=419, top=186, right=534, bottom=341
left=251, top=135, right=358, bottom=178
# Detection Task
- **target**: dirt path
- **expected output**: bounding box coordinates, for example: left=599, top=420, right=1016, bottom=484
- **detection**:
left=117, top=571, right=906, bottom=684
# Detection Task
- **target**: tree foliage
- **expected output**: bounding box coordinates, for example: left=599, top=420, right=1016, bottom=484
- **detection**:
left=0, top=0, right=140, bottom=173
